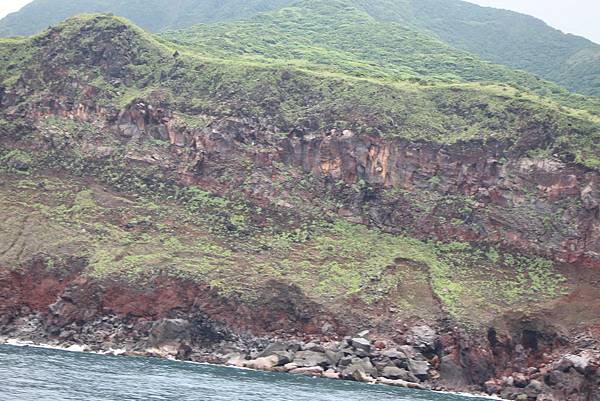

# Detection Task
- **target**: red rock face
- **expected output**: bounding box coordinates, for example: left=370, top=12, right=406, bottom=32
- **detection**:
left=0, top=264, right=340, bottom=338
left=5, top=92, right=600, bottom=265
left=86, top=101, right=599, bottom=266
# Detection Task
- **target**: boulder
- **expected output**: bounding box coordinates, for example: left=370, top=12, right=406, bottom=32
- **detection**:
left=525, top=379, right=543, bottom=395
left=257, top=344, right=295, bottom=366
left=350, top=368, right=374, bottom=383
left=377, top=377, right=425, bottom=390
left=244, top=355, right=280, bottom=371
left=406, top=325, right=439, bottom=353
left=513, top=372, right=529, bottom=388
left=325, top=349, right=343, bottom=366
left=439, top=354, right=470, bottom=388
left=341, top=357, right=378, bottom=381
left=372, top=356, right=393, bottom=372
left=289, top=366, right=324, bottom=376
left=544, top=369, right=587, bottom=394
left=225, top=353, right=246, bottom=367
left=407, top=359, right=430, bottom=380
left=147, top=319, right=191, bottom=347
left=292, top=350, right=330, bottom=368
left=382, top=349, right=407, bottom=360
left=562, top=354, right=590, bottom=374
left=257, top=342, right=290, bottom=357
left=356, top=330, right=370, bottom=337
left=323, top=369, right=341, bottom=380
left=303, top=342, right=326, bottom=353
left=283, top=362, right=299, bottom=371
left=176, top=343, right=192, bottom=360
left=382, top=366, right=416, bottom=382
left=398, top=345, right=421, bottom=359
left=484, top=379, right=503, bottom=395
left=338, top=355, right=353, bottom=367
left=351, top=337, right=372, bottom=353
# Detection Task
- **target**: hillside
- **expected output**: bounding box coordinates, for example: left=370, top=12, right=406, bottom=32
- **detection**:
left=409, top=0, right=600, bottom=97
left=160, top=0, right=600, bottom=118
left=0, top=12, right=599, bottom=401
left=0, top=0, right=599, bottom=97
left=0, top=0, right=295, bottom=34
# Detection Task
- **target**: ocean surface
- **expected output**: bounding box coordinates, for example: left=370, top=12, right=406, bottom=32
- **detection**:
left=0, top=344, right=494, bottom=401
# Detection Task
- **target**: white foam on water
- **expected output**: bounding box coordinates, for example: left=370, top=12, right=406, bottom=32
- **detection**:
left=2, top=338, right=123, bottom=356
left=65, top=344, right=86, bottom=352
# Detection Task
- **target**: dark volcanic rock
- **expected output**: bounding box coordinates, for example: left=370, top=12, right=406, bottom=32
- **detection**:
left=292, top=350, right=330, bottom=368
left=351, top=337, right=372, bottom=353
left=381, top=366, right=416, bottom=382
left=147, top=319, right=191, bottom=347
left=341, top=357, right=378, bottom=382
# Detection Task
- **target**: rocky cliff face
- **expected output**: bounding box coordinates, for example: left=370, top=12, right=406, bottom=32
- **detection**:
left=2, top=85, right=600, bottom=399
left=17, top=96, right=599, bottom=266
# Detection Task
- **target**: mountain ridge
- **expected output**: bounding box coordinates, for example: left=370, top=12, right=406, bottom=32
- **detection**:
left=3, top=12, right=598, bottom=165
left=1, top=0, right=599, bottom=97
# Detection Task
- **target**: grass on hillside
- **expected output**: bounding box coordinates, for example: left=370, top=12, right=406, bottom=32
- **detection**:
left=1, top=13, right=599, bottom=171
left=0, top=144, right=570, bottom=327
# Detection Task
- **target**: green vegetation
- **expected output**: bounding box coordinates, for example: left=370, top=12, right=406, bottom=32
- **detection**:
left=1, top=14, right=598, bottom=166
left=0, top=169, right=568, bottom=325
left=0, top=149, right=32, bottom=172
left=410, top=0, right=600, bottom=97
left=0, top=0, right=296, bottom=36
left=0, top=3, right=592, bottom=331
left=162, top=0, right=596, bottom=107
left=1, top=0, right=598, bottom=96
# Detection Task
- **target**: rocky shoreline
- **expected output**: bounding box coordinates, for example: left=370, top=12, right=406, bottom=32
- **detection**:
left=0, top=327, right=478, bottom=396
left=2, top=312, right=599, bottom=401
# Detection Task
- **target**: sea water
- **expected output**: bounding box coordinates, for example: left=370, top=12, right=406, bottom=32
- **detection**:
left=0, top=344, right=495, bottom=401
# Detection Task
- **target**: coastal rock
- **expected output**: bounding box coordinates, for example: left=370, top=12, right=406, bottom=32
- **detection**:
left=325, top=349, right=343, bottom=365
left=289, top=366, right=324, bottom=376
left=323, top=369, right=341, bottom=380
left=381, top=366, right=415, bottom=381
left=382, top=349, right=407, bottom=360
left=257, top=342, right=290, bottom=357
left=559, top=354, right=590, bottom=374
left=407, top=359, right=430, bottom=381
left=512, top=372, right=529, bottom=388
left=256, top=343, right=295, bottom=365
left=303, top=342, right=326, bottom=353
left=147, top=319, right=191, bottom=347
left=406, top=325, right=439, bottom=354
left=341, top=358, right=378, bottom=381
left=351, top=338, right=372, bottom=353
left=225, top=353, right=246, bottom=367
left=377, top=377, right=425, bottom=390
left=292, top=350, right=330, bottom=368
left=440, top=355, right=470, bottom=388
left=244, top=355, right=280, bottom=371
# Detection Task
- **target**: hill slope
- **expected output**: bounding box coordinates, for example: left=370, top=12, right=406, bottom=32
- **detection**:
left=409, top=0, right=600, bottom=97
left=0, top=0, right=295, bottom=34
left=160, top=0, right=600, bottom=116
left=0, top=0, right=599, bottom=97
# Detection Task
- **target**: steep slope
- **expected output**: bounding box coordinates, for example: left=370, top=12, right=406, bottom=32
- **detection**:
left=1, top=0, right=599, bottom=97
left=1, top=13, right=600, bottom=401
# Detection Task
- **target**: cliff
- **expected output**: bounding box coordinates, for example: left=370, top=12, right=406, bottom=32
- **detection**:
left=0, top=14, right=599, bottom=400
